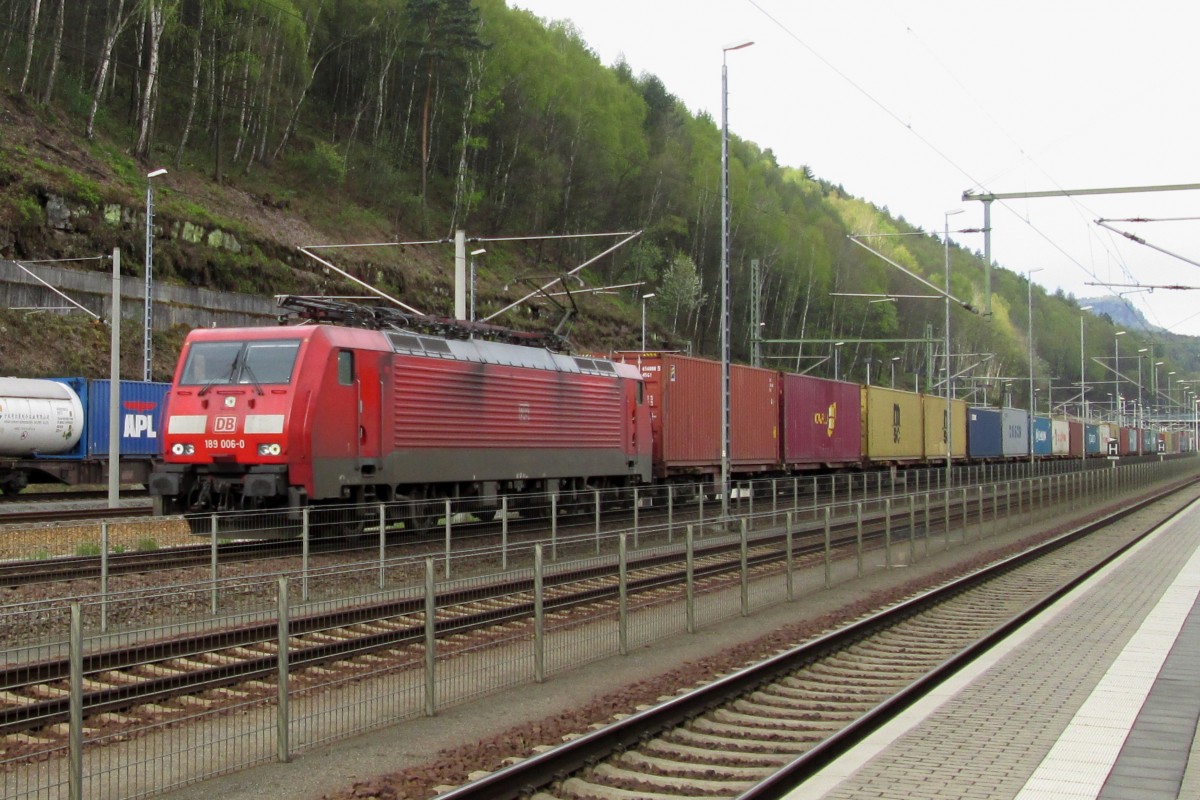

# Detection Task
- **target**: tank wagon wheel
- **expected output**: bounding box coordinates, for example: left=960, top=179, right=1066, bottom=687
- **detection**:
left=0, top=474, right=26, bottom=497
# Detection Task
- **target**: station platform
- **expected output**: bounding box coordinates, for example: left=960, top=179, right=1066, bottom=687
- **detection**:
left=801, top=497, right=1200, bottom=800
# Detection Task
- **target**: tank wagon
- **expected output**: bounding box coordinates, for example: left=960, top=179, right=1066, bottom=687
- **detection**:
left=0, top=377, right=168, bottom=495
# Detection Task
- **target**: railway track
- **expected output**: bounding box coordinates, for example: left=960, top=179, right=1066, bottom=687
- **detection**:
left=0, top=470, right=1174, bottom=769
left=0, top=504, right=154, bottom=527
left=426, top=476, right=1197, bottom=800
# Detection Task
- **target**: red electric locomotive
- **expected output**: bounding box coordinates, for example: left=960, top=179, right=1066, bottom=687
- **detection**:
left=150, top=302, right=651, bottom=535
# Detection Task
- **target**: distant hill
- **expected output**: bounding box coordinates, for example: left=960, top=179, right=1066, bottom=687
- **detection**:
left=1082, top=297, right=1166, bottom=335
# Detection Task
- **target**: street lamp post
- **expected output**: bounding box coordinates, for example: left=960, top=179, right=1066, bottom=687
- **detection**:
left=720, top=39, right=753, bottom=521
left=1137, top=348, right=1147, bottom=428
left=1079, top=305, right=1092, bottom=467
left=143, top=167, right=167, bottom=381
left=890, top=356, right=899, bottom=389
left=944, top=210, right=963, bottom=488
left=1154, top=361, right=1164, bottom=417
left=1114, top=331, right=1126, bottom=425
left=641, top=293, right=655, bottom=350
left=1027, top=267, right=1043, bottom=463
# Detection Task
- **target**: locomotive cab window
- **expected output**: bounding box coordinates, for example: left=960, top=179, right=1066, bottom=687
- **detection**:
left=180, top=339, right=302, bottom=387
left=338, top=350, right=354, bottom=385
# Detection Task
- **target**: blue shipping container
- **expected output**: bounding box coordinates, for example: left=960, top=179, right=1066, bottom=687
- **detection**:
left=1085, top=424, right=1101, bottom=455
left=1032, top=416, right=1053, bottom=456
left=967, top=407, right=1002, bottom=458
left=1142, top=429, right=1156, bottom=453
left=87, top=380, right=168, bottom=457
left=44, top=379, right=168, bottom=459
left=1001, top=408, right=1029, bottom=457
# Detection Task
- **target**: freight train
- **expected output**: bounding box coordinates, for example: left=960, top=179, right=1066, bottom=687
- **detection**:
left=0, top=377, right=170, bottom=495
left=146, top=299, right=1191, bottom=535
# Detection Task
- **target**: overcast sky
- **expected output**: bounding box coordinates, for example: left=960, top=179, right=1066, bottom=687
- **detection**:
left=511, top=0, right=1200, bottom=337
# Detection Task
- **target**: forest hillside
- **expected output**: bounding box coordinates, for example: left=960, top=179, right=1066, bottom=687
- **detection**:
left=0, top=0, right=1194, bottom=409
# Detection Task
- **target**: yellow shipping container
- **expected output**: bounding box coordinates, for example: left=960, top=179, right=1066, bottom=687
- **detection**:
left=921, top=395, right=968, bottom=460
left=861, top=386, right=925, bottom=462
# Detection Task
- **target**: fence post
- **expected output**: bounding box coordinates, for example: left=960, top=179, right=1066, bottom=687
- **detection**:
left=908, top=495, right=916, bottom=564
left=277, top=576, right=291, bottom=763
left=943, top=489, right=950, bottom=549
left=667, top=484, right=674, bottom=543
left=632, top=487, right=638, bottom=547
left=546, top=492, right=557, bottom=557
left=785, top=511, right=795, bottom=602
left=69, top=603, right=83, bottom=800
left=534, top=544, right=544, bottom=683
left=210, top=513, right=219, bottom=615
left=502, top=496, right=510, bottom=570
left=856, top=502, right=864, bottom=578
left=698, top=483, right=705, bottom=532
left=824, top=506, right=832, bottom=589
left=444, top=498, right=453, bottom=579
left=884, top=498, right=892, bottom=569
left=378, top=504, right=387, bottom=590
left=301, top=507, right=310, bottom=602
left=593, top=490, right=601, bottom=555
left=424, top=558, right=436, bottom=717
left=686, top=524, right=696, bottom=634
left=618, top=534, right=628, bottom=656
left=739, top=518, right=749, bottom=617
left=100, top=522, right=109, bottom=634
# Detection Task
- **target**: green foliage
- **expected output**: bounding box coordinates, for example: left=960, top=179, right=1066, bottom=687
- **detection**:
left=136, top=538, right=159, bottom=552
left=14, top=196, right=43, bottom=225
left=284, top=141, right=347, bottom=187
left=75, top=542, right=102, bottom=557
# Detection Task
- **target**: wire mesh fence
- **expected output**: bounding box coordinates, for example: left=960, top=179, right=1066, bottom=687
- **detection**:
left=0, top=456, right=1190, bottom=799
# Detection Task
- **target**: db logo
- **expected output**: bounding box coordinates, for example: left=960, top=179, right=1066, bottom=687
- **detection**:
left=214, top=416, right=238, bottom=433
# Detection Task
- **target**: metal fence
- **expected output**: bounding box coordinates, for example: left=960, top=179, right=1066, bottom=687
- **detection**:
left=0, top=456, right=1192, bottom=799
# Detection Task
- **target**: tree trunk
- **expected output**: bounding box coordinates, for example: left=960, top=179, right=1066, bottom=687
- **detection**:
left=86, top=0, right=133, bottom=141
left=18, top=0, right=42, bottom=94
left=134, top=0, right=167, bottom=158
left=173, top=1, right=204, bottom=167
left=39, top=0, right=64, bottom=105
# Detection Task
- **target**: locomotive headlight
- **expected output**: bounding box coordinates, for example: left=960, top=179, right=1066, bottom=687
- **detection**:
left=258, top=443, right=282, bottom=456
left=170, top=443, right=196, bottom=456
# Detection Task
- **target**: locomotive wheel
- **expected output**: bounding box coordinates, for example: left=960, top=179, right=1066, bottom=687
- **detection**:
left=403, top=499, right=443, bottom=534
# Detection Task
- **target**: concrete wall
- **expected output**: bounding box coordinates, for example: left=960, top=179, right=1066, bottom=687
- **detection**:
left=1, top=258, right=279, bottom=330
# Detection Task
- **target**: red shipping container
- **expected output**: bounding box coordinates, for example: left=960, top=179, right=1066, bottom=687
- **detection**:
left=1068, top=420, right=1084, bottom=457
left=614, top=353, right=779, bottom=477
left=781, top=373, right=862, bottom=468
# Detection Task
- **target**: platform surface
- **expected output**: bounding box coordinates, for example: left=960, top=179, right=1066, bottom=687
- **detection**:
left=801, top=498, right=1200, bottom=800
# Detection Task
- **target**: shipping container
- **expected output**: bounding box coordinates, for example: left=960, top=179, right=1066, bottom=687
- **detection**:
left=43, top=379, right=169, bottom=459
left=731, top=364, right=781, bottom=470
left=1001, top=408, right=1029, bottom=457
left=1031, top=416, right=1053, bottom=456
left=1085, top=424, right=1101, bottom=455
left=1118, top=426, right=1134, bottom=456
left=1097, top=423, right=1116, bottom=455
left=780, top=373, right=862, bottom=468
left=1143, top=428, right=1157, bottom=454
left=967, top=407, right=1002, bottom=458
left=614, top=353, right=779, bottom=477
left=861, top=386, right=924, bottom=462
left=1068, top=420, right=1084, bottom=458
left=1052, top=419, right=1071, bottom=456
left=920, top=395, right=967, bottom=461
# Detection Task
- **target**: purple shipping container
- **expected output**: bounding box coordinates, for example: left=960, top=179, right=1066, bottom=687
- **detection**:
left=781, top=373, right=862, bottom=468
